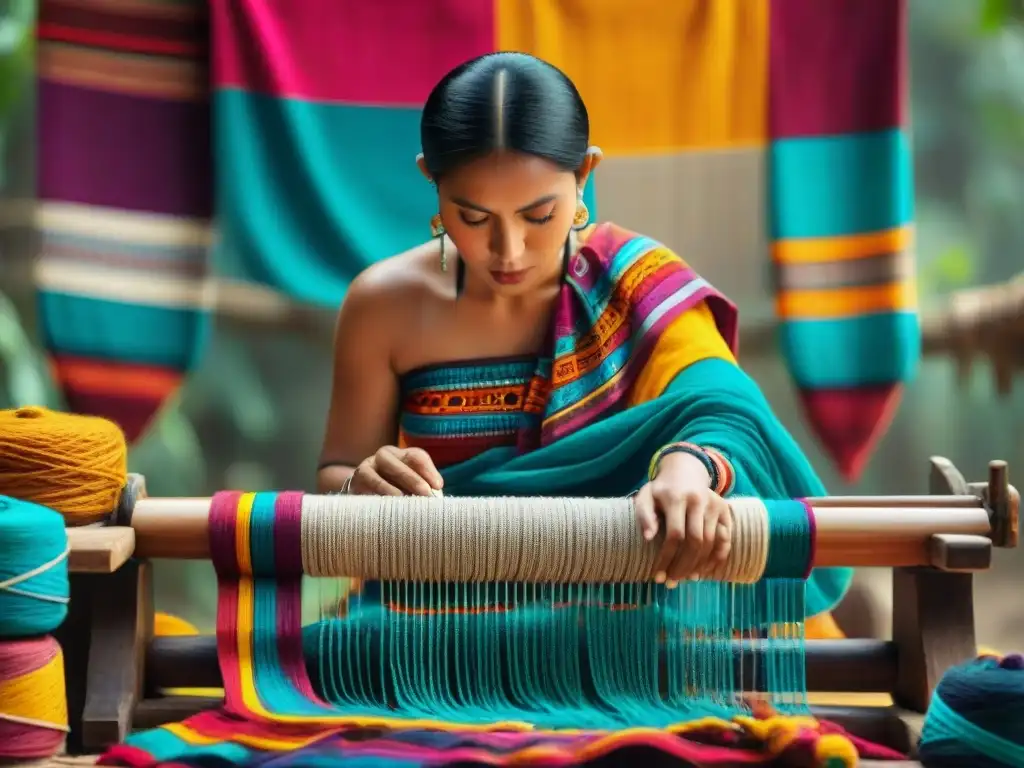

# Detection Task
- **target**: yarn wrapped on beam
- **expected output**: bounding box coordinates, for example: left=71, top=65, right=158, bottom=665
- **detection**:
left=112, top=491, right=996, bottom=579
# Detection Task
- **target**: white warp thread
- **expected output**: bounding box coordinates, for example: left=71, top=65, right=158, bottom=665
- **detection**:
left=300, top=495, right=769, bottom=584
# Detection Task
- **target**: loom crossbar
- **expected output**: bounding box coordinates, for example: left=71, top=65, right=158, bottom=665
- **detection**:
left=118, top=497, right=996, bottom=575
left=146, top=635, right=899, bottom=694
left=52, top=458, right=1017, bottom=762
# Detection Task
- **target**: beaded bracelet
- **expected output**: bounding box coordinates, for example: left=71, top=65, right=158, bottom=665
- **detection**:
left=648, top=442, right=733, bottom=496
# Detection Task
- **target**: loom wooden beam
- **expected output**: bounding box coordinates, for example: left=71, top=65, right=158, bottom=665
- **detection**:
left=66, top=527, right=136, bottom=573
left=891, top=458, right=987, bottom=714
left=919, top=272, right=1024, bottom=395
left=118, top=495, right=998, bottom=570
left=144, top=635, right=898, bottom=695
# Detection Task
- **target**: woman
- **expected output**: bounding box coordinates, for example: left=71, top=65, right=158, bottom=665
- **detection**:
left=317, top=52, right=850, bottom=636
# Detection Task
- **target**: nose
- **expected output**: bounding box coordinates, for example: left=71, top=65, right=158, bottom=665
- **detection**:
left=490, top=219, right=527, bottom=264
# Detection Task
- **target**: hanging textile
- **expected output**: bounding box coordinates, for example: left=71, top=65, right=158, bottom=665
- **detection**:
left=209, top=0, right=597, bottom=309
left=767, top=0, right=918, bottom=480
left=35, top=0, right=213, bottom=441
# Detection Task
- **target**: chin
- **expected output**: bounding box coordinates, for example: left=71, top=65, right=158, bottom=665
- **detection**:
left=490, top=280, right=535, bottom=296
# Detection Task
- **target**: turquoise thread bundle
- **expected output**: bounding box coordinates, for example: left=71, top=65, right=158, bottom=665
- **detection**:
left=305, top=580, right=812, bottom=729
left=0, top=496, right=70, bottom=637
left=296, top=498, right=818, bottom=729
left=919, top=654, right=1024, bottom=767
left=0, top=495, right=72, bottom=759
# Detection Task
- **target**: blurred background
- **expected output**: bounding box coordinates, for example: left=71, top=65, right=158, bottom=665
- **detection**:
left=0, top=0, right=1021, bottom=641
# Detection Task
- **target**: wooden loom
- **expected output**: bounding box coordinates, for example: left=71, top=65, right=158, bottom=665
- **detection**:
left=55, top=457, right=1019, bottom=764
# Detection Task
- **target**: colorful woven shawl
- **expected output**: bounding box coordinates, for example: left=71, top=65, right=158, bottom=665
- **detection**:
left=36, top=0, right=212, bottom=440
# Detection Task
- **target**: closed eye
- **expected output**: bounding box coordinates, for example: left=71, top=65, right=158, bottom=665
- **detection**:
left=459, top=211, right=489, bottom=227
left=524, top=212, right=555, bottom=225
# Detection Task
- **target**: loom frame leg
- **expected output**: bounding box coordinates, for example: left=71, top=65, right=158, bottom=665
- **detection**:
left=891, top=458, right=978, bottom=713
left=56, top=559, right=153, bottom=754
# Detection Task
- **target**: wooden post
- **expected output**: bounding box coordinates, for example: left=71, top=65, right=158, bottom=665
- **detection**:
left=891, top=458, right=980, bottom=712
left=56, top=559, right=154, bottom=754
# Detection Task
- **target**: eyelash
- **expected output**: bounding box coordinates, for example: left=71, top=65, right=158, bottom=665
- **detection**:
left=459, top=212, right=555, bottom=227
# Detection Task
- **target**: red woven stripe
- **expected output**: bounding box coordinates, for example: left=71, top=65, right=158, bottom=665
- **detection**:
left=38, top=22, right=201, bottom=56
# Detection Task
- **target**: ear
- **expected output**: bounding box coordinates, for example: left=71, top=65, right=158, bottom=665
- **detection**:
left=415, top=153, right=432, bottom=182
left=576, top=146, right=604, bottom=191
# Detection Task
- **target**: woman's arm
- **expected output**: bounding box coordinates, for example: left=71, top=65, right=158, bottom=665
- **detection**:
left=317, top=270, right=401, bottom=493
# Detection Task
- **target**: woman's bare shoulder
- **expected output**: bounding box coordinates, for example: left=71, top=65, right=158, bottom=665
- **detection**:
left=335, top=241, right=448, bottom=343
left=342, top=239, right=442, bottom=305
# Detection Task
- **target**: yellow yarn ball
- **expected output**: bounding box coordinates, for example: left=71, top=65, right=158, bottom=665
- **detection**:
left=0, top=406, right=127, bottom=525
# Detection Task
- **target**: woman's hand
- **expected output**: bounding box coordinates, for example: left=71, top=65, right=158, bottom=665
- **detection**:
left=634, top=451, right=732, bottom=586
left=349, top=446, right=444, bottom=497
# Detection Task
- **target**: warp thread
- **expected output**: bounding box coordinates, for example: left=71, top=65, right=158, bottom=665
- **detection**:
left=0, top=636, right=69, bottom=759
left=919, top=654, right=1024, bottom=768
left=0, top=496, right=70, bottom=637
left=0, top=405, right=127, bottom=525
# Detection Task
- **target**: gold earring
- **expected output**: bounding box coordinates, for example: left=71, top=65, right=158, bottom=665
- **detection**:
left=430, top=214, right=447, bottom=272
left=572, top=197, right=590, bottom=231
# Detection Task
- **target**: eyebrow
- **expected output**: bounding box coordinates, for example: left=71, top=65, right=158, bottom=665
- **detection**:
left=451, top=194, right=558, bottom=215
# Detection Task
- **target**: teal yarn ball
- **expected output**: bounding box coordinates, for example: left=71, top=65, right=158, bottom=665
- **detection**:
left=919, top=654, right=1024, bottom=767
left=0, top=495, right=70, bottom=637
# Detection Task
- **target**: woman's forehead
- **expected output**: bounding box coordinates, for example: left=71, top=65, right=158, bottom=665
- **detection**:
left=440, top=152, right=573, bottom=203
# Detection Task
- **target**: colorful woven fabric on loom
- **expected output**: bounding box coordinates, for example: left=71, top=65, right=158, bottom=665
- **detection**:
left=99, top=492, right=903, bottom=768
left=35, top=0, right=212, bottom=441
left=211, top=0, right=918, bottom=480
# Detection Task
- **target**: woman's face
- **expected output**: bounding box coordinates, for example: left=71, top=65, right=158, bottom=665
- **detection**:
left=435, top=152, right=580, bottom=296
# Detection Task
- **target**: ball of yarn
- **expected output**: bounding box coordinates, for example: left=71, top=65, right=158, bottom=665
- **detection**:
left=0, top=635, right=69, bottom=759
left=0, top=406, right=127, bottom=525
left=0, top=496, right=70, bottom=636
left=919, top=654, right=1024, bottom=767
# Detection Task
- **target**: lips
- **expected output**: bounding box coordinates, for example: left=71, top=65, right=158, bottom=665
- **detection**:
left=490, top=268, right=531, bottom=285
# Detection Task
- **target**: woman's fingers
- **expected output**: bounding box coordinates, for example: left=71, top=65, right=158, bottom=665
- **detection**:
left=651, top=487, right=686, bottom=583
left=402, top=447, right=444, bottom=491
left=375, top=447, right=435, bottom=496
left=650, top=488, right=734, bottom=586
left=350, top=459, right=403, bottom=496
left=664, top=491, right=708, bottom=583
left=713, top=503, right=732, bottom=562
left=633, top=484, right=659, bottom=541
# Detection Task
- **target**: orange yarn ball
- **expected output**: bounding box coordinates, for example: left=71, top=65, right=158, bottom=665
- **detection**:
left=154, top=612, right=199, bottom=636
left=0, top=406, right=127, bottom=525
left=814, top=733, right=858, bottom=767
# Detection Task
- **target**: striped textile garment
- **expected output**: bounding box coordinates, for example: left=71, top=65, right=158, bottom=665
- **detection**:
left=36, top=0, right=212, bottom=441
left=209, top=0, right=918, bottom=481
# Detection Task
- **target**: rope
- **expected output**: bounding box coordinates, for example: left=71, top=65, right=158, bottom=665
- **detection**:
left=300, top=495, right=782, bottom=583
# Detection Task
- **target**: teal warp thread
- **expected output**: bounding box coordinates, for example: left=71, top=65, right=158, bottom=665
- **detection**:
left=278, top=496, right=816, bottom=728
left=0, top=496, right=70, bottom=637
left=919, top=655, right=1024, bottom=768
left=763, top=499, right=813, bottom=579
left=303, top=579, right=812, bottom=728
